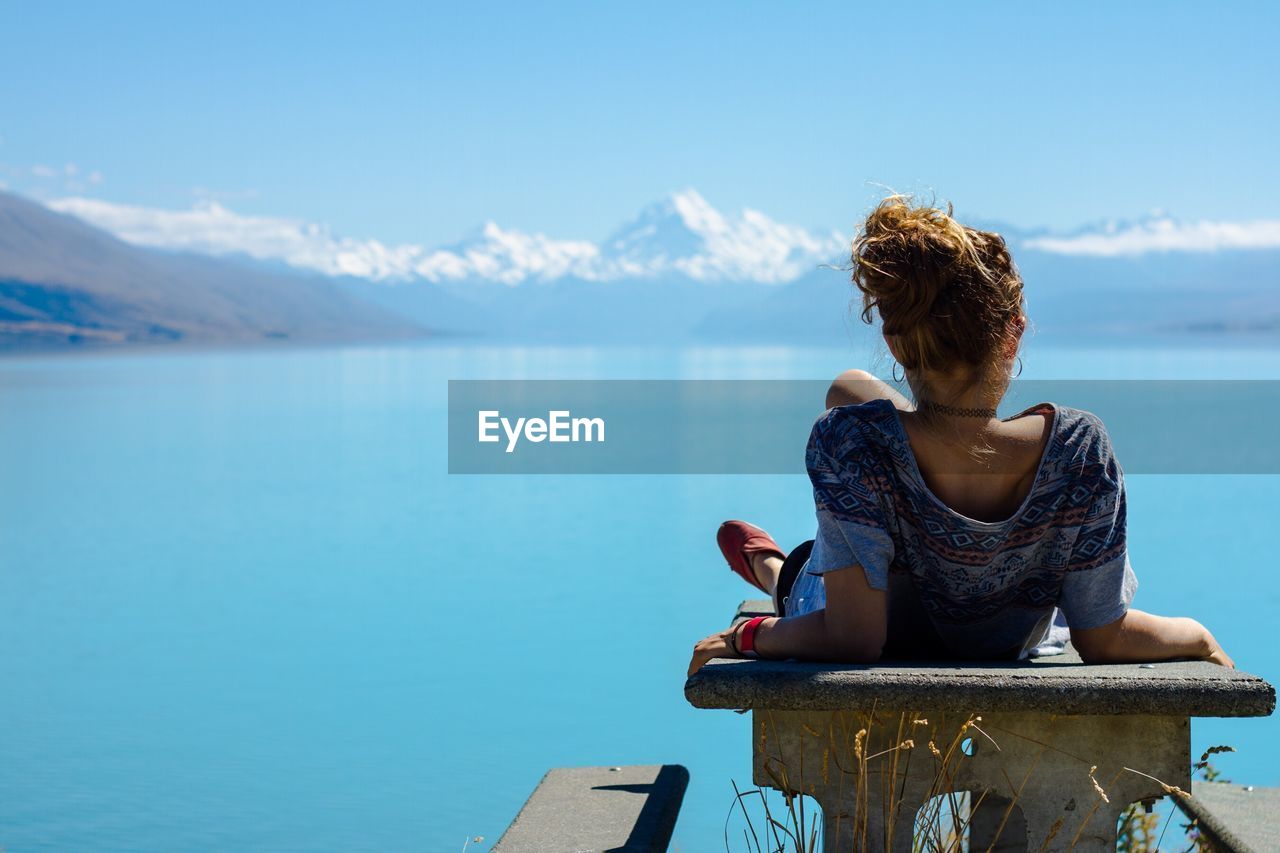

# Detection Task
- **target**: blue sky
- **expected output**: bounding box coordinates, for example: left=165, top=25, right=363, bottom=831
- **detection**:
left=2, top=1, right=1278, bottom=246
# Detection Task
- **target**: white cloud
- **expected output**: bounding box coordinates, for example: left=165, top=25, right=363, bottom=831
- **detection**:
left=87, top=170, right=103, bottom=185
left=48, top=190, right=846, bottom=285
left=48, top=192, right=1280, bottom=285
left=30, top=164, right=56, bottom=178
left=1023, top=217, right=1280, bottom=256
left=49, top=196, right=423, bottom=281
left=415, top=221, right=600, bottom=284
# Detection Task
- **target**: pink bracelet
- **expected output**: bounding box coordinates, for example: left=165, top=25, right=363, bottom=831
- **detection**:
left=739, top=616, right=769, bottom=659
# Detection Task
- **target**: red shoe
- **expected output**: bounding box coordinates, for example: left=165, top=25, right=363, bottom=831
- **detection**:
left=717, top=520, right=785, bottom=594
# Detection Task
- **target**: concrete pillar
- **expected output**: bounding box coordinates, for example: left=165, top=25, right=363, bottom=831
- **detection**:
left=752, top=709, right=1190, bottom=852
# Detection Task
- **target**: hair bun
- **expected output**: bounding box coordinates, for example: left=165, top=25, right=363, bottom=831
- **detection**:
left=851, top=195, right=1023, bottom=370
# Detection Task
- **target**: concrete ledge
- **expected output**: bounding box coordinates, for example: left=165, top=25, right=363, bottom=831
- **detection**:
left=1175, top=781, right=1280, bottom=853
left=493, top=764, right=689, bottom=853
left=685, top=600, right=1275, bottom=718
left=734, top=598, right=775, bottom=619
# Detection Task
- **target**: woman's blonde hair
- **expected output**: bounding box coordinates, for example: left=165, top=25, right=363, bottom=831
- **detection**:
left=852, top=195, right=1024, bottom=376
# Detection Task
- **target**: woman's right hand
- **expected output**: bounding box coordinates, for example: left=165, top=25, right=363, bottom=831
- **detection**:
left=687, top=625, right=743, bottom=677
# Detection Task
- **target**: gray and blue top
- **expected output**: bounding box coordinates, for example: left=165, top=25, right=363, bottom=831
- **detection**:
left=787, top=398, right=1138, bottom=660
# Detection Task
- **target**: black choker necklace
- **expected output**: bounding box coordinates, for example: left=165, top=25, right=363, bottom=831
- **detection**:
left=917, top=399, right=998, bottom=419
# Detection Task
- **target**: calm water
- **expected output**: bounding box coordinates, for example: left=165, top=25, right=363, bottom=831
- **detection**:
left=2, top=340, right=1279, bottom=851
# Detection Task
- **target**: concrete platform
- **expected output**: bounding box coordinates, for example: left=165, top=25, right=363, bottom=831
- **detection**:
left=1176, top=781, right=1280, bottom=853
left=493, top=764, right=689, bottom=853
left=685, top=600, right=1276, bottom=718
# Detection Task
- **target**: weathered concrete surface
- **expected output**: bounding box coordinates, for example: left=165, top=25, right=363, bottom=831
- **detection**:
left=685, top=600, right=1276, bottom=718
left=735, top=598, right=775, bottom=619
left=492, top=764, right=688, bottom=853
left=687, top=657, right=1275, bottom=716
left=1176, top=781, right=1280, bottom=853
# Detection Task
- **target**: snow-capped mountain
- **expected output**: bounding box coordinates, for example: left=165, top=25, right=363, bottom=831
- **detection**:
left=48, top=191, right=1280, bottom=293
left=597, top=190, right=846, bottom=283
left=49, top=190, right=1280, bottom=288
left=1021, top=212, right=1280, bottom=256
left=8, top=186, right=1280, bottom=350
left=410, top=190, right=847, bottom=285
left=417, top=222, right=600, bottom=285
left=48, top=190, right=848, bottom=287
left=23, top=189, right=1280, bottom=347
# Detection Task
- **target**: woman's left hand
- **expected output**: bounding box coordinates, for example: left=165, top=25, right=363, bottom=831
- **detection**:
left=687, top=626, right=742, bottom=677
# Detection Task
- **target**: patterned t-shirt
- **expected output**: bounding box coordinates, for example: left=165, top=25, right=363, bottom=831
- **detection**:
left=786, top=398, right=1137, bottom=660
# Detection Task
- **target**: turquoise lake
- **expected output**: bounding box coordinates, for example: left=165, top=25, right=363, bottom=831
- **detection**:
left=2, top=340, right=1278, bottom=851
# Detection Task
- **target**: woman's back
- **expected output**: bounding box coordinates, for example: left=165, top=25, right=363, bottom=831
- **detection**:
left=787, top=399, right=1137, bottom=661
left=900, top=406, right=1053, bottom=524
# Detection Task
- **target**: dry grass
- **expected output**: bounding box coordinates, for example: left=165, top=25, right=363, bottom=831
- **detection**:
left=729, top=710, right=992, bottom=852
left=726, top=713, right=1233, bottom=853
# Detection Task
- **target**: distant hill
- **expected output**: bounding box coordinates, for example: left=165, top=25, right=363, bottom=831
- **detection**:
left=342, top=198, right=1280, bottom=343
left=0, top=191, right=425, bottom=352
left=14, top=189, right=1280, bottom=348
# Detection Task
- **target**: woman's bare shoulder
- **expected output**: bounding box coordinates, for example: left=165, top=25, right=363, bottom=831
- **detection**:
left=827, top=369, right=912, bottom=411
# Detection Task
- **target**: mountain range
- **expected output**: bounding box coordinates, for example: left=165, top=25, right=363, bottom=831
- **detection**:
left=0, top=192, right=421, bottom=351
left=2, top=188, right=1279, bottom=351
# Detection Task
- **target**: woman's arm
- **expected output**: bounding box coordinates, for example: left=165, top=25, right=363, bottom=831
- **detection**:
left=1070, top=609, right=1234, bottom=667
left=687, top=563, right=887, bottom=676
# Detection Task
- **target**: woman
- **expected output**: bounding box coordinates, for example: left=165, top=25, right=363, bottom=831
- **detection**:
left=688, top=196, right=1233, bottom=676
